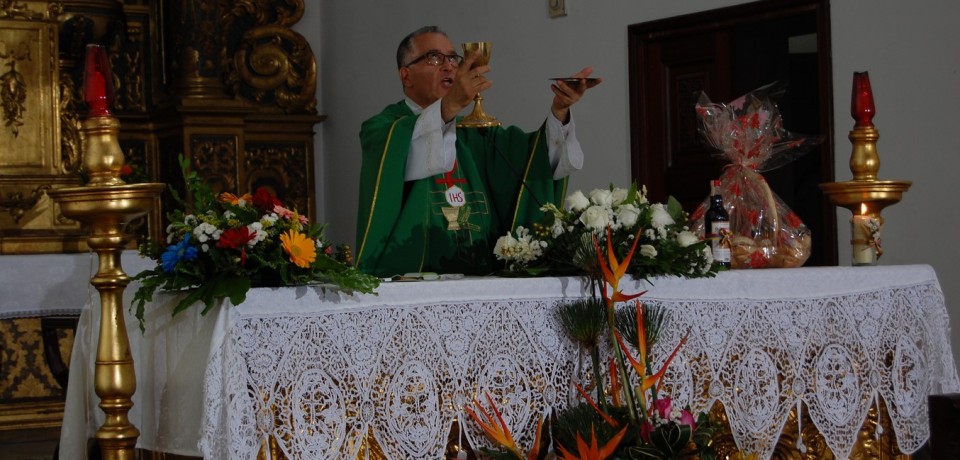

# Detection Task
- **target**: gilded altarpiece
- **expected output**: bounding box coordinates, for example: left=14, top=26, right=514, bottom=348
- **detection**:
left=0, top=0, right=321, bottom=439
left=0, top=0, right=321, bottom=253
left=0, top=2, right=79, bottom=253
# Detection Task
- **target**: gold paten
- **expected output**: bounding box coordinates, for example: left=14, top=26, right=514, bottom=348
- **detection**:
left=48, top=105, right=162, bottom=459
left=457, top=42, right=501, bottom=129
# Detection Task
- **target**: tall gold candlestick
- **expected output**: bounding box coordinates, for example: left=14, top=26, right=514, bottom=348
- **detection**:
left=819, top=72, right=910, bottom=263
left=47, top=44, right=163, bottom=460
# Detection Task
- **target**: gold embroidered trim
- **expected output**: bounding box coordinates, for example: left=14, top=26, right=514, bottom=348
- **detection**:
left=356, top=118, right=404, bottom=266
left=511, top=129, right=543, bottom=230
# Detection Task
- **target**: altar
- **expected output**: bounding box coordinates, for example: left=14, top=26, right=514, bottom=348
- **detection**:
left=59, top=265, right=959, bottom=459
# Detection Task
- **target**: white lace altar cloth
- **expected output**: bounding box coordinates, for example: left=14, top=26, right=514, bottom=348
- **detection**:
left=58, top=265, right=959, bottom=459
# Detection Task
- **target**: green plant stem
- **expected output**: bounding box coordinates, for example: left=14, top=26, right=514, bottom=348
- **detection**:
left=589, top=345, right=607, bottom=411
left=607, top=304, right=637, bottom=424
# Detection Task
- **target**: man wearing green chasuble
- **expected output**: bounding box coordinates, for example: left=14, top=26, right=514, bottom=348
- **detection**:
left=356, top=26, right=601, bottom=277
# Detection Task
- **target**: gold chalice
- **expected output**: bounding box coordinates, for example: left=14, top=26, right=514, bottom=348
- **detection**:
left=457, top=42, right=501, bottom=128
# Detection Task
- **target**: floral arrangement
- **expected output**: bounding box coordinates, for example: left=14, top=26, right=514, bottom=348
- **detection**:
left=130, top=155, right=380, bottom=330
left=467, top=231, right=716, bottom=459
left=494, top=184, right=718, bottom=280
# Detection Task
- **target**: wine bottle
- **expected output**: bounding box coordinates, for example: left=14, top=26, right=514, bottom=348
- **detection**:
left=706, top=180, right=731, bottom=267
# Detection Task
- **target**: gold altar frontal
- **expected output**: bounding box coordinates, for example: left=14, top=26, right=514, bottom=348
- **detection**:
left=82, top=395, right=919, bottom=459
left=200, top=398, right=912, bottom=460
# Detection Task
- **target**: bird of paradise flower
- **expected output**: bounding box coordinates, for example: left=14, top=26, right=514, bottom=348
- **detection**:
left=467, top=226, right=709, bottom=459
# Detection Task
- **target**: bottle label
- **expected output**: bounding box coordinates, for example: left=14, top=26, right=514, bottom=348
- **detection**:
left=708, top=221, right=732, bottom=263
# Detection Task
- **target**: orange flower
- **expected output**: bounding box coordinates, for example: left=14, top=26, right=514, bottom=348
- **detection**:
left=556, top=425, right=627, bottom=460
left=219, top=191, right=252, bottom=205
left=608, top=358, right=621, bottom=407
left=615, top=301, right=688, bottom=408
left=575, top=383, right=620, bottom=429
left=280, top=229, right=316, bottom=268
left=464, top=393, right=523, bottom=458
left=465, top=392, right=545, bottom=460
left=593, top=228, right=646, bottom=305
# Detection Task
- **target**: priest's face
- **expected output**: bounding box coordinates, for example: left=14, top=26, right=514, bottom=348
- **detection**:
left=400, top=32, right=458, bottom=108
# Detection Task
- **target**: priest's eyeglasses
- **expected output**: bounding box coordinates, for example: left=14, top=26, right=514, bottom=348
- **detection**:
left=404, top=51, right=463, bottom=67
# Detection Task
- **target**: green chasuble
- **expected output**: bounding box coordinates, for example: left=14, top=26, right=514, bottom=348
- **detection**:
left=355, top=100, right=568, bottom=277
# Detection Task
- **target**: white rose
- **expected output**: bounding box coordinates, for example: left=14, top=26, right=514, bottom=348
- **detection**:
left=640, top=244, right=658, bottom=258
left=580, top=205, right=610, bottom=231
left=566, top=190, right=590, bottom=212
left=589, top=189, right=614, bottom=207
left=677, top=230, right=699, bottom=247
left=650, top=203, right=675, bottom=228
left=611, top=187, right=629, bottom=205
left=616, top=203, right=640, bottom=228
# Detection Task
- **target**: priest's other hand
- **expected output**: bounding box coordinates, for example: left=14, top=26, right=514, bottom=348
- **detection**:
left=550, top=67, right=602, bottom=124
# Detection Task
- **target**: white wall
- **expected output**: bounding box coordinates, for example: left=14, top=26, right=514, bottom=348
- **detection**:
left=301, top=1, right=960, bottom=366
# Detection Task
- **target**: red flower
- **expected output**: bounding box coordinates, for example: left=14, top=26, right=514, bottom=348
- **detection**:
left=749, top=250, right=767, bottom=268
left=120, top=164, right=133, bottom=176
left=218, top=226, right=256, bottom=266
left=252, top=187, right=281, bottom=212
left=218, top=227, right=255, bottom=249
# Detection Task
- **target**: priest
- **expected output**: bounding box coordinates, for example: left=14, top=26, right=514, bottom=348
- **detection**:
left=356, top=26, right=601, bottom=277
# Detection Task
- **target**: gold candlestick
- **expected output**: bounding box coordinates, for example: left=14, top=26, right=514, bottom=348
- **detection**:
left=457, top=42, right=500, bottom=128
left=47, top=44, right=163, bottom=460
left=819, top=72, right=910, bottom=262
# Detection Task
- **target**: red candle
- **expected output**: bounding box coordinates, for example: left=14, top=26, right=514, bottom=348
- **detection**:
left=851, top=71, right=875, bottom=128
left=83, top=44, right=115, bottom=117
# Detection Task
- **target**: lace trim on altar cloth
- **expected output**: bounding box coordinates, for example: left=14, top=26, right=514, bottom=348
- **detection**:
left=199, top=280, right=958, bottom=459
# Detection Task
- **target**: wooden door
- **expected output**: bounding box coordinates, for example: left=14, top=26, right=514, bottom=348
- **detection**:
left=628, top=0, right=837, bottom=266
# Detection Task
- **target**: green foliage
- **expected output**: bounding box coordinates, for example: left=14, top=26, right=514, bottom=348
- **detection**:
left=557, top=298, right=608, bottom=350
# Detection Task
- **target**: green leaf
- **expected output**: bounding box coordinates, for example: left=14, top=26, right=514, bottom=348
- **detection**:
left=666, top=195, right=685, bottom=221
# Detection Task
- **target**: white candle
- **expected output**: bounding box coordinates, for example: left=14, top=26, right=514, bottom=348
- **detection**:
left=851, top=214, right=876, bottom=266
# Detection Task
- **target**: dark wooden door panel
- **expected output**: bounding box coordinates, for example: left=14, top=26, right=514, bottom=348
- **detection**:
left=628, top=0, right=837, bottom=266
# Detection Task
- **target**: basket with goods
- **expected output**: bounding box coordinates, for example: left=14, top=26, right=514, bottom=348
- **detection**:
left=689, top=83, right=818, bottom=269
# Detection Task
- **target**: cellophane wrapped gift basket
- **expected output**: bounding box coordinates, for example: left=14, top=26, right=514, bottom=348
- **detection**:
left=689, top=84, right=818, bottom=269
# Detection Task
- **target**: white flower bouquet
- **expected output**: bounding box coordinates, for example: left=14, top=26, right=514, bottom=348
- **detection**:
left=494, top=183, right=719, bottom=280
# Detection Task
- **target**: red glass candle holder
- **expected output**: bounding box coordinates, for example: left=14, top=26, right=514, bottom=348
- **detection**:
left=851, top=71, right=875, bottom=128
left=83, top=44, right=115, bottom=117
